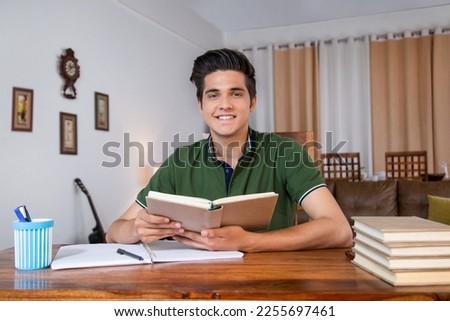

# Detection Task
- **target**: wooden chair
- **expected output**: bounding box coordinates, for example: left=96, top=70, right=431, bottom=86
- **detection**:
left=320, top=152, right=361, bottom=182
left=385, top=151, right=428, bottom=181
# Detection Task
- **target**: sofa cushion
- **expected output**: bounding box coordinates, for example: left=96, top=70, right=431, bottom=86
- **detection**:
left=333, top=181, right=398, bottom=226
left=398, top=180, right=450, bottom=218
left=427, top=195, right=450, bottom=225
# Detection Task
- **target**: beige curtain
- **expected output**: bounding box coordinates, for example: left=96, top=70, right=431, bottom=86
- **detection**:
left=273, top=45, right=320, bottom=140
left=432, top=32, right=450, bottom=173
left=370, top=33, right=437, bottom=173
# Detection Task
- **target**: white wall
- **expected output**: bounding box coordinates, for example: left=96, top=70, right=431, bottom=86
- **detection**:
left=0, top=0, right=222, bottom=249
left=224, top=5, right=450, bottom=48
left=1, top=1, right=449, bottom=250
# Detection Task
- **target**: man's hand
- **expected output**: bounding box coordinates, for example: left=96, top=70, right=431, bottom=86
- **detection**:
left=134, top=208, right=185, bottom=244
left=172, top=226, right=251, bottom=251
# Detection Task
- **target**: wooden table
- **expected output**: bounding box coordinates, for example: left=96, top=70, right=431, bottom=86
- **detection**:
left=0, top=246, right=449, bottom=300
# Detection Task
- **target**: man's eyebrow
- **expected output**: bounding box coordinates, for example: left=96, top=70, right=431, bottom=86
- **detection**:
left=203, top=87, right=246, bottom=96
left=204, top=87, right=245, bottom=93
left=204, top=89, right=220, bottom=94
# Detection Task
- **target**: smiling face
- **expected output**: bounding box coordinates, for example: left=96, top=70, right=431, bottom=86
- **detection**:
left=199, top=70, right=256, bottom=143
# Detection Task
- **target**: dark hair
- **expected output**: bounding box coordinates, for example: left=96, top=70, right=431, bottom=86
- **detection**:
left=189, top=48, right=256, bottom=102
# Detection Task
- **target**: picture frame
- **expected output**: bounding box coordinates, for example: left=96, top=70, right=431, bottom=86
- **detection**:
left=95, top=92, right=109, bottom=131
left=11, top=87, right=33, bottom=131
left=60, top=112, right=77, bottom=155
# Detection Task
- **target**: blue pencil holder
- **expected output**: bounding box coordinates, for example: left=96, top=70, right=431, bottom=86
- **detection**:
left=13, top=219, right=54, bottom=270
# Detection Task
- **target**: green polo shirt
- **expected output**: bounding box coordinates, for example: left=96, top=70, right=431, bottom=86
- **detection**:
left=136, top=129, right=325, bottom=230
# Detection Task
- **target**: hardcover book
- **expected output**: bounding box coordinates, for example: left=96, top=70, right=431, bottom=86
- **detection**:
left=146, top=191, right=278, bottom=232
left=352, top=252, right=450, bottom=286
left=352, top=216, right=450, bottom=243
left=353, top=241, right=450, bottom=270
left=354, top=232, right=450, bottom=257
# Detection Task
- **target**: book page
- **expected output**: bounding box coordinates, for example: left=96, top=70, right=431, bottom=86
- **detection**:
left=51, top=240, right=243, bottom=270
left=214, top=192, right=278, bottom=205
left=147, top=191, right=212, bottom=209
left=51, top=243, right=152, bottom=270
left=149, top=240, right=244, bottom=262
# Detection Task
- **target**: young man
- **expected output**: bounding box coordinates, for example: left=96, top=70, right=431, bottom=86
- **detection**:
left=106, top=48, right=353, bottom=252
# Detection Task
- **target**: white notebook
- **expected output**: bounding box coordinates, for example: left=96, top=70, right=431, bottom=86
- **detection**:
left=51, top=240, right=243, bottom=270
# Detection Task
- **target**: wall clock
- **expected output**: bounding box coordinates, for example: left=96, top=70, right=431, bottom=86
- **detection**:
left=59, top=48, right=80, bottom=99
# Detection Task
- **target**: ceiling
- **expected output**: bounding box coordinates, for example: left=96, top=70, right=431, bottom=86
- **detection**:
left=180, top=0, right=450, bottom=32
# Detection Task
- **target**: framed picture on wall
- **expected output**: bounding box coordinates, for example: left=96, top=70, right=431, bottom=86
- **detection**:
left=11, top=87, right=33, bottom=131
left=60, top=112, right=77, bottom=155
left=95, top=92, right=109, bottom=131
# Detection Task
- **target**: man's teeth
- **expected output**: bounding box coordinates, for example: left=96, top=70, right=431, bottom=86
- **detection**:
left=218, top=115, right=234, bottom=120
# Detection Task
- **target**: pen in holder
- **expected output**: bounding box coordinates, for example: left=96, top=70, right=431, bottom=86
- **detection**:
left=13, top=218, right=54, bottom=270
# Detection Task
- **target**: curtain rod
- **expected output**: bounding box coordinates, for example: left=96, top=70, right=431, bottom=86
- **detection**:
left=371, top=26, right=450, bottom=41
left=270, top=26, right=450, bottom=49
left=241, top=46, right=270, bottom=52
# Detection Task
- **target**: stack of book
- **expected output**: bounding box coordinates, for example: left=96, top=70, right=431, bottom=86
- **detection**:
left=351, top=216, right=450, bottom=286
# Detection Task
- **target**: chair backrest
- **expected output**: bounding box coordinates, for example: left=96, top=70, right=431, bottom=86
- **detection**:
left=320, top=152, right=361, bottom=182
left=385, top=151, right=428, bottom=181
left=275, top=131, right=317, bottom=162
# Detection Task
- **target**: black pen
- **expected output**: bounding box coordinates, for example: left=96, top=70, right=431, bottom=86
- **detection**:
left=116, top=248, right=144, bottom=261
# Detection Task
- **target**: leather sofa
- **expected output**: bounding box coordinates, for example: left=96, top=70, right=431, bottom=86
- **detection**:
left=298, top=180, right=450, bottom=226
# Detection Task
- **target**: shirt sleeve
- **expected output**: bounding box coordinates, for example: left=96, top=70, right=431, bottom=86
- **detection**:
left=276, top=139, right=325, bottom=205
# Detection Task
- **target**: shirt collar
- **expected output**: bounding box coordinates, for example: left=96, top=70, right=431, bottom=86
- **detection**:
left=207, top=127, right=255, bottom=161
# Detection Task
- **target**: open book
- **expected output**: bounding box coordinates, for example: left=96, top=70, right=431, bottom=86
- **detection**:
left=146, top=191, right=278, bottom=232
left=51, top=240, right=243, bottom=270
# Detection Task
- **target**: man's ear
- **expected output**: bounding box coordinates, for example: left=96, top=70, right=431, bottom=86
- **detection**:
left=197, top=99, right=203, bottom=112
left=249, top=96, right=257, bottom=112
